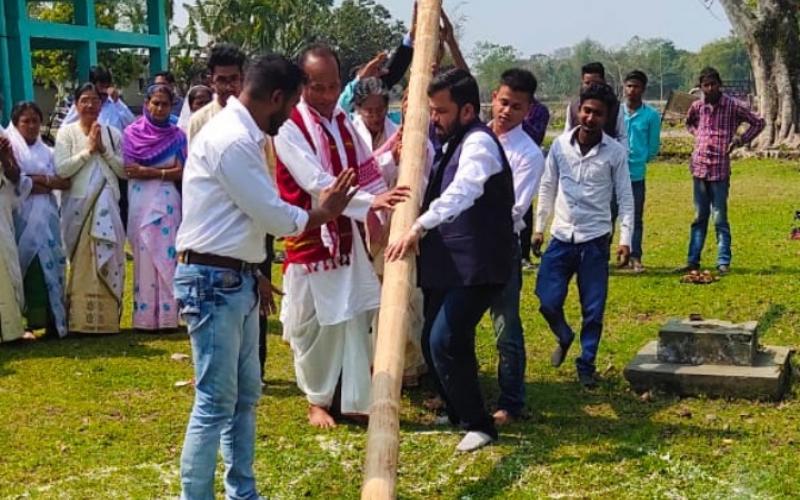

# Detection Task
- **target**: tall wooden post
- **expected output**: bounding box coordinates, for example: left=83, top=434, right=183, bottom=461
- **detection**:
left=361, top=1, right=441, bottom=498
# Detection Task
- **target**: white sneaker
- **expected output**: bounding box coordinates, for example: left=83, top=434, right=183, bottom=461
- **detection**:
left=456, top=431, right=495, bottom=452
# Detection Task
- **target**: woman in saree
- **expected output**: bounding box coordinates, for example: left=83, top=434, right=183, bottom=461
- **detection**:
left=10, top=101, right=70, bottom=338
left=0, top=132, right=30, bottom=342
left=122, top=84, right=185, bottom=331
left=55, top=83, right=126, bottom=334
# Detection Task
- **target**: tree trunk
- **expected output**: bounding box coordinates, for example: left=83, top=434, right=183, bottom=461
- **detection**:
left=718, top=0, right=800, bottom=148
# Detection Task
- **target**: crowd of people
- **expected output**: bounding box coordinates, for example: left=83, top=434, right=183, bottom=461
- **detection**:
left=0, top=7, right=767, bottom=498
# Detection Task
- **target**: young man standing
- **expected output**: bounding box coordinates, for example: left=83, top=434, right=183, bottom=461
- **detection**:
left=274, top=44, right=409, bottom=429
left=187, top=43, right=247, bottom=142
left=534, top=83, right=633, bottom=389
left=387, top=68, right=515, bottom=452
left=680, top=67, right=764, bottom=274
left=175, top=53, right=357, bottom=500
left=619, top=70, right=661, bottom=272
left=564, top=62, right=627, bottom=150
left=488, top=68, right=545, bottom=424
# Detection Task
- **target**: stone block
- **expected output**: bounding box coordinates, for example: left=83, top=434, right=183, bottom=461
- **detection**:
left=657, top=318, right=758, bottom=366
left=625, top=341, right=794, bottom=401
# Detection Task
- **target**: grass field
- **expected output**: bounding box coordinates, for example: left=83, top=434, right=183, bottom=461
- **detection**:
left=1, top=159, right=799, bottom=499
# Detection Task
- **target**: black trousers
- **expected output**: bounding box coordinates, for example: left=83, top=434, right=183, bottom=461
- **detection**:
left=520, top=206, right=534, bottom=261
left=422, top=284, right=503, bottom=438
left=258, top=235, right=275, bottom=381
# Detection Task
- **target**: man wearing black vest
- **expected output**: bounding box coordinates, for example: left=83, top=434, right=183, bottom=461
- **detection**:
left=386, top=68, right=515, bottom=452
left=564, top=62, right=628, bottom=150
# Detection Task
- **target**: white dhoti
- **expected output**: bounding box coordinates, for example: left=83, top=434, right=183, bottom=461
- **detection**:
left=280, top=220, right=380, bottom=415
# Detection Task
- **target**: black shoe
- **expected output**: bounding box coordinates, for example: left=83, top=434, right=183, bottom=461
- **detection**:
left=551, top=343, right=570, bottom=368
left=717, top=264, right=730, bottom=275
left=578, top=372, right=599, bottom=389
left=675, top=263, right=699, bottom=274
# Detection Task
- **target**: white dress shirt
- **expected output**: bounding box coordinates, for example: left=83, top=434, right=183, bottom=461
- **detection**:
left=565, top=101, right=628, bottom=152
left=176, top=97, right=308, bottom=263
left=535, top=127, right=634, bottom=246
left=63, top=98, right=135, bottom=132
left=495, top=122, right=545, bottom=234
left=416, top=129, right=503, bottom=231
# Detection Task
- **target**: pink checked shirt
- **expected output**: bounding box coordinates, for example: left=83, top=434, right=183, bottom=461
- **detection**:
left=686, top=94, right=764, bottom=181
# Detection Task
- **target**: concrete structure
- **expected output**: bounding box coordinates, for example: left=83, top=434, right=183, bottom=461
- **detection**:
left=0, top=0, right=167, bottom=122
left=625, top=318, right=794, bottom=401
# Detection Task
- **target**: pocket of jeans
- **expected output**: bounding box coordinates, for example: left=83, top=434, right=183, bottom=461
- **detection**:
left=175, top=277, right=209, bottom=334
left=211, top=269, right=244, bottom=292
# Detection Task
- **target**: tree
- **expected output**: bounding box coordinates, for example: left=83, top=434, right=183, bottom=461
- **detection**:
left=471, top=42, right=519, bottom=100
left=716, top=0, right=800, bottom=148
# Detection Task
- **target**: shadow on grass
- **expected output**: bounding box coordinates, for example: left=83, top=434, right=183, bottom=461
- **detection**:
left=0, top=329, right=171, bottom=378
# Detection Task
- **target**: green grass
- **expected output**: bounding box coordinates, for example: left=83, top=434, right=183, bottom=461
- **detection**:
left=2, top=159, right=800, bottom=499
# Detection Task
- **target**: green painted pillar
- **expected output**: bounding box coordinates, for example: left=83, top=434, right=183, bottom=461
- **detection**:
left=147, top=0, right=168, bottom=74
left=3, top=0, right=33, bottom=109
left=75, top=0, right=97, bottom=83
left=0, top=0, right=13, bottom=123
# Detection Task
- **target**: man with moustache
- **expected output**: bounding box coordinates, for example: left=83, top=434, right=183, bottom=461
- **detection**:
left=534, top=83, right=634, bottom=389
left=386, top=68, right=515, bottom=452
left=274, top=44, right=410, bottom=429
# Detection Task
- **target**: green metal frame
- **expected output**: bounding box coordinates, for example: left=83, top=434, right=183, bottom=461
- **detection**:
left=0, top=0, right=168, bottom=123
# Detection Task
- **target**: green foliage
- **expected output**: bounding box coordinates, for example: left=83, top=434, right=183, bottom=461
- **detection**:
left=1, top=159, right=799, bottom=498
left=471, top=42, right=520, bottom=100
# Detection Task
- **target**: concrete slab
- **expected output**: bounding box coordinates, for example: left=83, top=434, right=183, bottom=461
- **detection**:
left=625, top=341, right=794, bottom=400
left=657, top=318, right=758, bottom=366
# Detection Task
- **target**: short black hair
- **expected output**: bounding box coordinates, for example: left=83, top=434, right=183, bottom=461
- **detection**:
left=74, top=82, right=101, bottom=102
left=207, top=43, right=247, bottom=75
left=428, top=68, right=480, bottom=113
left=698, top=66, right=722, bottom=85
left=11, top=101, right=43, bottom=126
left=499, top=68, right=537, bottom=100
left=581, top=62, right=605, bottom=79
left=244, top=53, right=307, bottom=101
left=579, top=82, right=616, bottom=111
left=625, top=70, right=648, bottom=86
left=153, top=70, right=175, bottom=84
left=297, top=43, right=341, bottom=74
left=89, top=65, right=113, bottom=85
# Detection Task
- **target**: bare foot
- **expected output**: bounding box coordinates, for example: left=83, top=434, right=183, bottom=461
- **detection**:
left=493, top=409, right=514, bottom=426
left=423, top=395, right=444, bottom=411
left=22, top=331, right=36, bottom=341
left=308, top=405, right=336, bottom=429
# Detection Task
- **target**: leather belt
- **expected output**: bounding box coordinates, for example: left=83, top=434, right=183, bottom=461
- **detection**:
left=178, top=251, right=259, bottom=273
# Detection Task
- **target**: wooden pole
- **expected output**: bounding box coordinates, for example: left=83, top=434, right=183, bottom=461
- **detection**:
left=361, top=1, right=441, bottom=499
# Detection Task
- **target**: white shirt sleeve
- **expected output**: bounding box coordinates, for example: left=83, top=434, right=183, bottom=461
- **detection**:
left=612, top=148, right=634, bottom=246
left=216, top=138, right=309, bottom=237
left=510, top=144, right=545, bottom=233
left=113, top=99, right=136, bottom=129
left=535, top=140, right=560, bottom=234
left=274, top=121, right=375, bottom=222
left=615, top=106, right=629, bottom=152
left=416, top=132, right=503, bottom=230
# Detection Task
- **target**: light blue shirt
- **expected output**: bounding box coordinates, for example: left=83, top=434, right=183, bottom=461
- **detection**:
left=622, top=102, right=661, bottom=182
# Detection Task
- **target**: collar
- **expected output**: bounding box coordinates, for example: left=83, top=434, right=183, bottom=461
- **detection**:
left=226, top=96, right=265, bottom=143
left=567, top=125, right=611, bottom=155
left=300, top=97, right=346, bottom=125
left=491, top=121, right=524, bottom=143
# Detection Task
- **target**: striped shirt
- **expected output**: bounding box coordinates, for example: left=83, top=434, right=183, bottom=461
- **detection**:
left=686, top=94, right=764, bottom=181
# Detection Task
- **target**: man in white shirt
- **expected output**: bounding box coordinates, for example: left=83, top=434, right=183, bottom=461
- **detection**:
left=487, top=68, right=545, bottom=425
left=533, top=83, right=634, bottom=389
left=274, top=44, right=410, bottom=429
left=387, top=68, right=515, bottom=452
left=174, top=54, right=358, bottom=500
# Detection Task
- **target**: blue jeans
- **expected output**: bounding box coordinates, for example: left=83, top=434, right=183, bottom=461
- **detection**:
left=489, top=239, right=525, bottom=415
left=174, top=263, right=261, bottom=500
left=688, top=177, right=731, bottom=267
left=422, top=284, right=502, bottom=438
left=611, top=180, right=646, bottom=260
left=535, top=235, right=609, bottom=376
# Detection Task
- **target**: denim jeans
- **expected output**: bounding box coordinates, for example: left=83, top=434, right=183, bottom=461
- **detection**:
left=687, top=177, right=731, bottom=267
left=489, top=239, right=525, bottom=415
left=174, top=263, right=261, bottom=500
left=535, top=235, right=610, bottom=376
left=422, top=284, right=502, bottom=439
left=611, top=180, right=646, bottom=260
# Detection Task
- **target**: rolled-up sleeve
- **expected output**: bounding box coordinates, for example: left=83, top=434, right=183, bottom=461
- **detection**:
left=216, top=139, right=309, bottom=237
left=612, top=149, right=634, bottom=247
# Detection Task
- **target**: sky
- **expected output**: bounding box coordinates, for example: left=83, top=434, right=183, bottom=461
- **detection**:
left=174, top=0, right=734, bottom=56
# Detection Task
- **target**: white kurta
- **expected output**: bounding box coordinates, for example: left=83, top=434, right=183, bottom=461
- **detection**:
left=274, top=102, right=381, bottom=414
